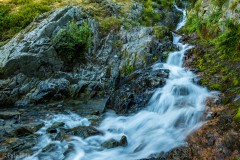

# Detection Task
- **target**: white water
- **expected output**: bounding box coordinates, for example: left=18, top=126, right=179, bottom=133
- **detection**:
left=24, top=6, right=212, bottom=160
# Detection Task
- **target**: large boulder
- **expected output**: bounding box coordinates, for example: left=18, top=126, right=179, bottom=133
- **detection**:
left=0, top=1, right=179, bottom=107
left=105, top=67, right=169, bottom=114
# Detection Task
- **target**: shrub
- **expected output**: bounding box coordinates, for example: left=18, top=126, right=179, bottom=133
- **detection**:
left=153, top=25, right=170, bottom=39
left=139, top=0, right=163, bottom=26
left=100, top=17, right=122, bottom=35
left=53, top=21, right=92, bottom=64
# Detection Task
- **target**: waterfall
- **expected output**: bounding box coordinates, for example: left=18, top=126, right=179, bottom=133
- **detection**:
left=23, top=5, right=212, bottom=160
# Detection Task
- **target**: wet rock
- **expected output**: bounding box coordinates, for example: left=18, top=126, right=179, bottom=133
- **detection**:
left=105, top=67, right=169, bottom=114
left=55, top=130, right=67, bottom=141
left=0, top=119, right=4, bottom=126
left=0, top=111, right=20, bottom=119
left=86, top=115, right=101, bottom=126
left=65, top=126, right=102, bottom=139
left=47, top=122, right=65, bottom=134
left=11, top=122, right=44, bottom=136
left=42, top=143, right=58, bottom=153
left=102, top=136, right=128, bottom=149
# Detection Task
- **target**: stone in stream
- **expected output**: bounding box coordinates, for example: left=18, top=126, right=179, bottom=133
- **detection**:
left=47, top=122, right=65, bottom=134
left=101, top=135, right=128, bottom=149
left=0, top=111, right=20, bottom=119
left=8, top=122, right=44, bottom=137
left=65, top=126, right=102, bottom=139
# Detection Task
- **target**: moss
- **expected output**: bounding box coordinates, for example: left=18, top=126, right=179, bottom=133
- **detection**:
left=53, top=21, right=92, bottom=64
left=234, top=107, right=240, bottom=122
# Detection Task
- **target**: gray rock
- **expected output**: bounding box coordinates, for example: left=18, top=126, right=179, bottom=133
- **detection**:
left=65, top=126, right=102, bottom=139
left=47, top=122, right=65, bottom=133
left=0, top=1, right=180, bottom=107
left=102, top=135, right=128, bottom=149
left=10, top=122, right=44, bottom=137
left=105, top=67, right=169, bottom=114
left=0, top=111, right=20, bottom=119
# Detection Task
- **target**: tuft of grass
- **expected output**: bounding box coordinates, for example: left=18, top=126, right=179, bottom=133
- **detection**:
left=100, top=16, right=122, bottom=35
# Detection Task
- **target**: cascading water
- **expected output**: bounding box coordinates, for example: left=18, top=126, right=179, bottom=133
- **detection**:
left=24, top=5, right=212, bottom=160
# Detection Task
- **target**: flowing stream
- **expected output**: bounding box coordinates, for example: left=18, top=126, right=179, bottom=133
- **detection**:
left=24, top=5, right=212, bottom=160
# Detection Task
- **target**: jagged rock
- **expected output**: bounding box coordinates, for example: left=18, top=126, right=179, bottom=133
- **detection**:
left=105, top=67, right=169, bottom=114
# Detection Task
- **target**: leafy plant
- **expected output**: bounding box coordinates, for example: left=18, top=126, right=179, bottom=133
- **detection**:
left=53, top=21, right=92, bottom=64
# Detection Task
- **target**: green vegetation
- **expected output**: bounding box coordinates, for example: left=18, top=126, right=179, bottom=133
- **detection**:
left=234, top=107, right=240, bottom=122
left=211, top=0, right=228, bottom=7
left=122, top=61, right=137, bottom=75
left=140, top=0, right=161, bottom=26
left=183, top=0, right=240, bottom=121
left=153, top=25, right=170, bottom=39
left=121, top=51, right=137, bottom=75
left=0, top=0, right=53, bottom=44
left=100, top=17, right=122, bottom=35
left=137, top=0, right=174, bottom=26
left=53, top=21, right=92, bottom=64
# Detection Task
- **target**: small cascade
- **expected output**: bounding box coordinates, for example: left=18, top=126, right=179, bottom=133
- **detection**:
left=23, top=4, right=212, bottom=160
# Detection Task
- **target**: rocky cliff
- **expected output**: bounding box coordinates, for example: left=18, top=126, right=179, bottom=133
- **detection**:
left=0, top=0, right=181, bottom=109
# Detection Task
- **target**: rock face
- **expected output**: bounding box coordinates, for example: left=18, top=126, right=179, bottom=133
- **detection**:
left=105, top=67, right=169, bottom=114
left=0, top=3, right=178, bottom=107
